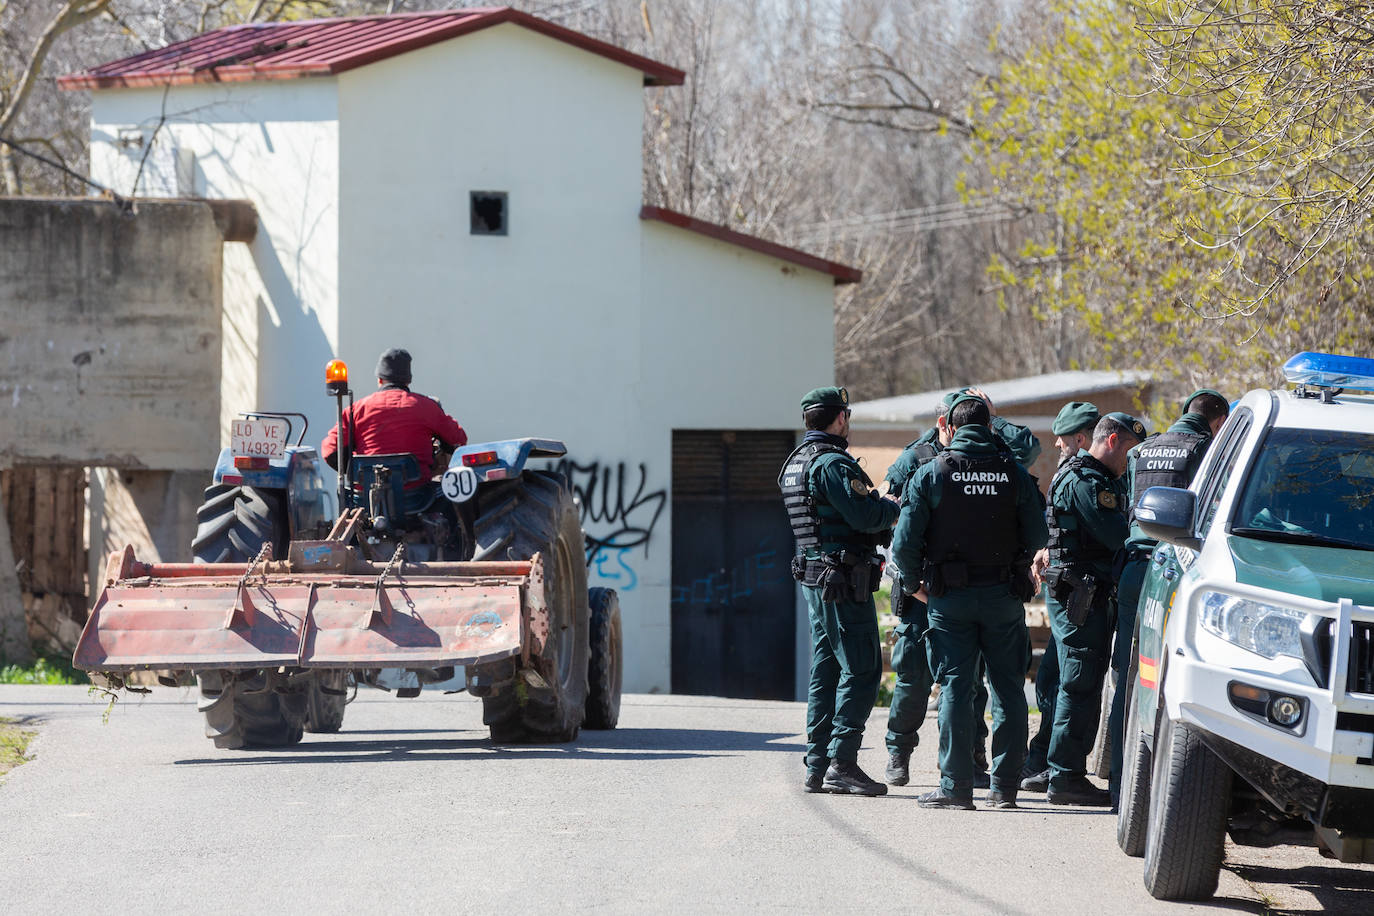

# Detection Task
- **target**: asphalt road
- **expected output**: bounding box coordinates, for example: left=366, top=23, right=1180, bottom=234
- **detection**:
left=2, top=685, right=1371, bottom=913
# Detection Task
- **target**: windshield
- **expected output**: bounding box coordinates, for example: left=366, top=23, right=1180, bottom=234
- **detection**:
left=1232, top=427, right=1374, bottom=551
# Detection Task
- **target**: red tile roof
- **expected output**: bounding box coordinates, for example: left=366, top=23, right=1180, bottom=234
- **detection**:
left=58, top=7, right=684, bottom=90
left=640, top=206, right=862, bottom=285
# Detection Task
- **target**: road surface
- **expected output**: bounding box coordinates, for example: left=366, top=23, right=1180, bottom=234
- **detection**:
left=2, top=685, right=1370, bottom=912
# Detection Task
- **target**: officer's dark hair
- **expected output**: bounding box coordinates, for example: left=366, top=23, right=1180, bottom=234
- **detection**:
left=949, top=398, right=990, bottom=429
left=1186, top=391, right=1230, bottom=423
left=804, top=406, right=845, bottom=431
left=1092, top=415, right=1140, bottom=445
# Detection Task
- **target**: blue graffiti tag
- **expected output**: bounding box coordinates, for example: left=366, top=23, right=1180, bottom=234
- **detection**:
left=671, top=547, right=782, bottom=608
left=591, top=545, right=639, bottom=592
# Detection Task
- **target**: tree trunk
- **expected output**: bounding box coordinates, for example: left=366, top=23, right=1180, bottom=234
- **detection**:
left=0, top=144, right=20, bottom=196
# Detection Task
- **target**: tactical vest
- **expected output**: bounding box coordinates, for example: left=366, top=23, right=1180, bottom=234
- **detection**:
left=778, top=442, right=876, bottom=555
left=1046, top=453, right=1118, bottom=568
left=1128, top=431, right=1210, bottom=524
left=925, top=449, right=1020, bottom=569
left=888, top=439, right=939, bottom=495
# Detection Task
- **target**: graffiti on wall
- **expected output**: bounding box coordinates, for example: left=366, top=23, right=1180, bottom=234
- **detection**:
left=670, top=543, right=784, bottom=608
left=553, top=458, right=666, bottom=593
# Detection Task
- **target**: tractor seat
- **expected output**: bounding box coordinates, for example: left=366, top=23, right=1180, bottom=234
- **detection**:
left=347, top=453, right=436, bottom=520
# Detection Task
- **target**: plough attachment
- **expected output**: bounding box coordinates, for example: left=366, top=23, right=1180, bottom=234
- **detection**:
left=74, top=512, right=550, bottom=677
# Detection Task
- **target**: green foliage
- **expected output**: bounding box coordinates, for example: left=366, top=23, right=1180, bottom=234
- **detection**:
left=0, top=654, right=87, bottom=685
left=965, top=0, right=1371, bottom=421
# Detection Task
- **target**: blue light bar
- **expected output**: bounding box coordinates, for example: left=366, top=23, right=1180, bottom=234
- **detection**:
left=1283, top=352, right=1374, bottom=392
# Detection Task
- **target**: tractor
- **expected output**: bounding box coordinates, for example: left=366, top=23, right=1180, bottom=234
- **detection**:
left=74, top=359, right=623, bottom=748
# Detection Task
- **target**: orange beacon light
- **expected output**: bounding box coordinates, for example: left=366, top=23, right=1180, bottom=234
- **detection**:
left=326, top=359, right=349, bottom=394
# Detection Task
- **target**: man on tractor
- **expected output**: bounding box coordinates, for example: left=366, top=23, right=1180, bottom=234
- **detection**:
left=321, top=347, right=468, bottom=482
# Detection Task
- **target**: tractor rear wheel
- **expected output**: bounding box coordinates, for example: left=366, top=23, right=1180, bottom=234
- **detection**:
left=474, top=471, right=589, bottom=742
left=584, top=587, right=623, bottom=729
left=191, top=483, right=308, bottom=747
left=304, top=670, right=349, bottom=734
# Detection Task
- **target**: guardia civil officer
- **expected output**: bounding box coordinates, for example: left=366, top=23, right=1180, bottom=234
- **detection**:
left=891, top=395, right=1048, bottom=809
left=1023, top=401, right=1100, bottom=783
left=780, top=386, right=900, bottom=796
left=1107, top=389, right=1228, bottom=806
left=1036, top=412, right=1145, bottom=806
left=883, top=387, right=1041, bottom=788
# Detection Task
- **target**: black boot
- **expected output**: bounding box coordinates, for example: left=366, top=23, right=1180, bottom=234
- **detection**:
left=986, top=786, right=1019, bottom=809
left=804, top=757, right=830, bottom=793
left=824, top=760, right=888, bottom=796
left=885, top=750, right=911, bottom=786
left=1047, top=775, right=1112, bottom=807
left=917, top=788, right=975, bottom=810
left=1020, top=768, right=1050, bottom=793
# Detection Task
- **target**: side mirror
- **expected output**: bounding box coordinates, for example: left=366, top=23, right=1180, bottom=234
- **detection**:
left=1134, top=486, right=1202, bottom=551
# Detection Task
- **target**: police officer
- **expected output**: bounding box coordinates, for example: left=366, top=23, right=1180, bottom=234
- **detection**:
left=883, top=388, right=1041, bottom=788
left=1107, top=389, right=1228, bottom=805
left=891, top=395, right=1048, bottom=809
left=1023, top=401, right=1100, bottom=785
left=1036, top=412, right=1145, bottom=805
left=780, top=386, right=900, bottom=796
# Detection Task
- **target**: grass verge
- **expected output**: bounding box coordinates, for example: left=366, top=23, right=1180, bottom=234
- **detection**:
left=0, top=654, right=88, bottom=685
left=0, top=717, right=37, bottom=780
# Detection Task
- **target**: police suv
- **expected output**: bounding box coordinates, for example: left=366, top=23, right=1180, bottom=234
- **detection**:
left=1116, top=352, right=1374, bottom=901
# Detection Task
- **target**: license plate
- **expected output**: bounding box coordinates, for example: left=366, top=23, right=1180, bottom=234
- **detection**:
left=231, top=418, right=289, bottom=459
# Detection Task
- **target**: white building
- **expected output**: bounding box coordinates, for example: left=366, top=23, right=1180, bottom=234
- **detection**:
left=63, top=8, right=858, bottom=698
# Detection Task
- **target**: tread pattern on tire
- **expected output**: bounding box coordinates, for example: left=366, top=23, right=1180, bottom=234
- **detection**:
left=192, top=483, right=305, bottom=749
left=1116, top=670, right=1151, bottom=857
left=305, top=670, right=348, bottom=733
left=1142, top=712, right=1231, bottom=900
left=475, top=471, right=589, bottom=742
left=584, top=587, right=622, bottom=730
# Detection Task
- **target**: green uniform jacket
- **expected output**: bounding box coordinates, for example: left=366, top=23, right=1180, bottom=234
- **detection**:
left=1049, top=449, right=1130, bottom=578
left=884, top=416, right=1041, bottom=495
left=890, top=425, right=1049, bottom=582
left=807, top=450, right=899, bottom=555
left=1123, top=412, right=1213, bottom=551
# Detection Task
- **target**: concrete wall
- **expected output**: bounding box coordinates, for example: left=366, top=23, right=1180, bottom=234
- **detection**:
left=0, top=198, right=222, bottom=469
left=87, top=81, right=339, bottom=445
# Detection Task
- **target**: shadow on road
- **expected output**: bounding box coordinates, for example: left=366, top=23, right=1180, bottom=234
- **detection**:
left=173, top=727, right=803, bottom=766
left=1225, top=859, right=1374, bottom=914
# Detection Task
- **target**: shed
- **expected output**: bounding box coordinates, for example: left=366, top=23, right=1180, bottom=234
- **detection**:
left=849, top=370, right=1155, bottom=490
left=63, top=8, right=857, bottom=699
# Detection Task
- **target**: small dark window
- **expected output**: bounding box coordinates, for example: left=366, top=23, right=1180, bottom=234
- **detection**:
left=470, top=191, right=508, bottom=235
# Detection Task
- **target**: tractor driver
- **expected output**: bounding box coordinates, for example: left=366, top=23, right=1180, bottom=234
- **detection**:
left=321, top=347, right=468, bottom=485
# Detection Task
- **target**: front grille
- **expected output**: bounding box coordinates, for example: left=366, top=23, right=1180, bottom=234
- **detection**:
left=1351, top=622, right=1374, bottom=695
left=1304, top=620, right=1374, bottom=694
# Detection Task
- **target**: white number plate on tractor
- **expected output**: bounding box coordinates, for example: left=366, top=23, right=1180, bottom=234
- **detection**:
left=442, top=466, right=478, bottom=503
left=231, top=418, right=288, bottom=459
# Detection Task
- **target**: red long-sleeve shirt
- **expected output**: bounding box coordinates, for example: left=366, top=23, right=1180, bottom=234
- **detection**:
left=321, top=386, right=467, bottom=481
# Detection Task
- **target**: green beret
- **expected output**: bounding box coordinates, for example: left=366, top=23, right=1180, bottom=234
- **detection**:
left=1104, top=411, right=1147, bottom=440
left=1052, top=401, right=1100, bottom=436
left=801, top=386, right=849, bottom=412
left=1183, top=388, right=1226, bottom=412
left=945, top=392, right=988, bottom=420
left=940, top=387, right=974, bottom=409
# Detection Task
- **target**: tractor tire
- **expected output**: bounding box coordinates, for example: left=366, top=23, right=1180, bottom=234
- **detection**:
left=584, top=587, right=623, bottom=730
left=191, top=482, right=304, bottom=748
left=191, top=483, right=289, bottom=562
left=475, top=471, right=589, bottom=743
left=198, top=671, right=305, bottom=749
left=304, top=670, right=348, bottom=734
left=1091, top=680, right=1114, bottom=779
left=1116, top=663, right=1151, bottom=857
left=1142, top=710, right=1232, bottom=900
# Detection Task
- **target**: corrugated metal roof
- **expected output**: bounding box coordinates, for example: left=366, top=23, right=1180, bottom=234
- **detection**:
left=851, top=370, right=1153, bottom=425
left=58, top=7, right=684, bottom=91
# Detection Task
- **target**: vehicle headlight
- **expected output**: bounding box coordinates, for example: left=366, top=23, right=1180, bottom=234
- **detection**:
left=1198, top=591, right=1309, bottom=659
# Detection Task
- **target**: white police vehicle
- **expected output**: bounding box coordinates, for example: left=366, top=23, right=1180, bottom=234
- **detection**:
left=1116, top=352, right=1374, bottom=900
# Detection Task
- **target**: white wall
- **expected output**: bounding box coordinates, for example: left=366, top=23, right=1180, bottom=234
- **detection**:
left=641, top=220, right=836, bottom=698
left=89, top=82, right=340, bottom=448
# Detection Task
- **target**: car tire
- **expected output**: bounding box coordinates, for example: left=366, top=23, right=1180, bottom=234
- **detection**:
left=1116, top=661, right=1151, bottom=857
left=1142, top=709, right=1231, bottom=900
